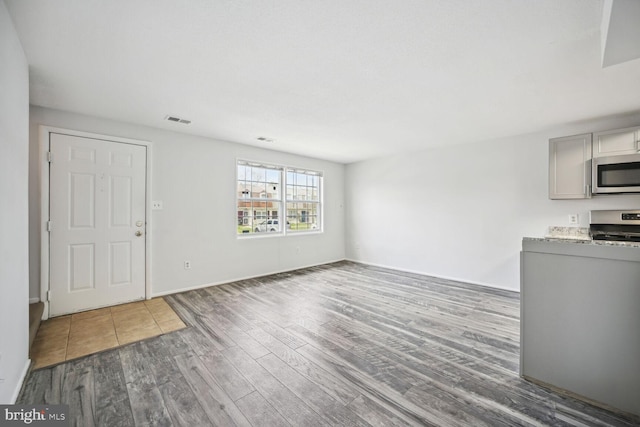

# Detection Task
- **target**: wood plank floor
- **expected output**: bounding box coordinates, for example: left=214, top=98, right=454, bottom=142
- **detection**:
left=18, top=261, right=640, bottom=426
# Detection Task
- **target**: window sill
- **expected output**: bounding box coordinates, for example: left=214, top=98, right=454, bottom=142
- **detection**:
left=236, top=229, right=323, bottom=239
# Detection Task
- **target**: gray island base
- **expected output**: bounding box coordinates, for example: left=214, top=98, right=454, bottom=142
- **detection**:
left=521, top=237, right=640, bottom=417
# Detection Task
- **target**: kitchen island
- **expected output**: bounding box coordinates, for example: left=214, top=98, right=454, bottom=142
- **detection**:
left=521, top=237, right=640, bottom=417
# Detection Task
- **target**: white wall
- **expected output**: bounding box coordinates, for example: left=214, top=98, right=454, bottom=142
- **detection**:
left=345, top=112, right=640, bottom=292
left=0, top=0, right=30, bottom=403
left=29, top=106, right=345, bottom=299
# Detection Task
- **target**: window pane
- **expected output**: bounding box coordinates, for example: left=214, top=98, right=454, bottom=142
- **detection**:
left=251, top=167, right=264, bottom=182
left=266, top=182, right=279, bottom=199
left=237, top=161, right=283, bottom=235
left=254, top=208, right=267, bottom=220
left=266, top=169, right=280, bottom=184
left=236, top=201, right=252, bottom=234
left=284, top=169, right=321, bottom=233
left=237, top=164, right=247, bottom=181
left=238, top=181, right=250, bottom=199
left=307, top=215, right=318, bottom=229
left=286, top=201, right=319, bottom=232
left=286, top=171, right=320, bottom=201
left=249, top=182, right=260, bottom=198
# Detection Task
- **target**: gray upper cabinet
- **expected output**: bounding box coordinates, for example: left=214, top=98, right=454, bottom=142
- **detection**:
left=593, top=126, right=640, bottom=158
left=549, top=133, right=592, bottom=199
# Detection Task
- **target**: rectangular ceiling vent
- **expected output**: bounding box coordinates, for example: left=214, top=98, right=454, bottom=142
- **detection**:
left=165, top=115, right=191, bottom=125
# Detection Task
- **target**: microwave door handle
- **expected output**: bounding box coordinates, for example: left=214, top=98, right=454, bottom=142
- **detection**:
left=585, top=159, right=592, bottom=198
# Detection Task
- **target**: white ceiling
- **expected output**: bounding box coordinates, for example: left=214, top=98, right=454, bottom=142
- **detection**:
left=6, top=0, right=640, bottom=163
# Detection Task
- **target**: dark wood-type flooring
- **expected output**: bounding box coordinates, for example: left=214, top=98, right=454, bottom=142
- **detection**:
left=18, top=261, right=640, bottom=426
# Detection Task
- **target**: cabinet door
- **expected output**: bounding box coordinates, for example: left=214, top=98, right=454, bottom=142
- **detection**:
left=549, top=134, right=592, bottom=199
left=593, top=126, right=640, bottom=158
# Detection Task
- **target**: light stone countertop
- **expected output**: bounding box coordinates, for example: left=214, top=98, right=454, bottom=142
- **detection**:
left=527, top=225, right=640, bottom=248
left=523, top=236, right=640, bottom=248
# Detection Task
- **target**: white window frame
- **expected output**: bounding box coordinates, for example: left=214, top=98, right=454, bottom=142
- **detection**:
left=285, top=168, right=322, bottom=234
left=236, top=159, right=323, bottom=238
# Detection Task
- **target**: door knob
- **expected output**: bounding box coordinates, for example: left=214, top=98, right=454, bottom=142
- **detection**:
left=135, top=230, right=143, bottom=237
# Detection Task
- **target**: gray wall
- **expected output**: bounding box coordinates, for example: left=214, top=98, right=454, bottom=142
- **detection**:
left=28, top=107, right=346, bottom=300
left=0, top=0, right=30, bottom=403
left=345, top=112, right=640, bottom=291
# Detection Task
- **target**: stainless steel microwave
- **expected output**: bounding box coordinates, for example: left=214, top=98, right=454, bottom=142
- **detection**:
left=593, top=153, right=640, bottom=194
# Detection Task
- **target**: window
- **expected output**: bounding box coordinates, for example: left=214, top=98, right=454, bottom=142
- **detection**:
left=286, top=169, right=321, bottom=232
left=237, top=161, right=282, bottom=234
left=237, top=160, right=322, bottom=236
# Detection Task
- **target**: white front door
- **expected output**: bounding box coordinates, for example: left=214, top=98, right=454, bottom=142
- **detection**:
left=49, top=132, right=147, bottom=316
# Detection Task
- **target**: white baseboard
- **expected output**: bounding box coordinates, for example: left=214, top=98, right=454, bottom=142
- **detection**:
left=345, top=258, right=519, bottom=293
left=10, top=359, right=31, bottom=404
left=151, top=258, right=347, bottom=298
left=29, top=297, right=40, bottom=304
left=152, top=258, right=518, bottom=298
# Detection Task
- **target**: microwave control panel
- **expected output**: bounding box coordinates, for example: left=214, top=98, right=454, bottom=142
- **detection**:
left=621, top=213, right=640, bottom=221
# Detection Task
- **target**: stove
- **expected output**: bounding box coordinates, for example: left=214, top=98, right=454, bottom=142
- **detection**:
left=590, top=210, right=640, bottom=242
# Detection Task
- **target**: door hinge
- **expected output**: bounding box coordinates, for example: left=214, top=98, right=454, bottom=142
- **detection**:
left=47, top=290, right=52, bottom=301
left=46, top=220, right=52, bottom=232
left=47, top=151, right=52, bottom=163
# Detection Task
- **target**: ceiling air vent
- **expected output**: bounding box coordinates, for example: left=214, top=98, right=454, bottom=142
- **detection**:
left=165, top=115, right=191, bottom=125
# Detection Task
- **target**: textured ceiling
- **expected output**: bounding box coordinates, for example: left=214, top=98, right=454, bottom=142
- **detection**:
left=6, top=0, right=640, bottom=163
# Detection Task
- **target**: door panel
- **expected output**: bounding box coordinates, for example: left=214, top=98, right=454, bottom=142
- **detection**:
left=49, top=133, right=146, bottom=316
left=70, top=173, right=95, bottom=227
left=110, top=241, right=132, bottom=286
left=69, top=244, right=94, bottom=291
left=110, top=175, right=132, bottom=226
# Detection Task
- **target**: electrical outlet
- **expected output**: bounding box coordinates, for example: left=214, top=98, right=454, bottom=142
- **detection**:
left=568, top=214, right=579, bottom=224
left=184, top=260, right=191, bottom=269
left=152, top=200, right=164, bottom=210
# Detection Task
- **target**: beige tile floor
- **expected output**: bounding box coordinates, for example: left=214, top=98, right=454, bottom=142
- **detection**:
left=31, top=298, right=186, bottom=369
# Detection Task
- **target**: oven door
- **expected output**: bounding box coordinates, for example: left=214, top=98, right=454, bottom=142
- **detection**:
left=592, top=153, right=640, bottom=194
